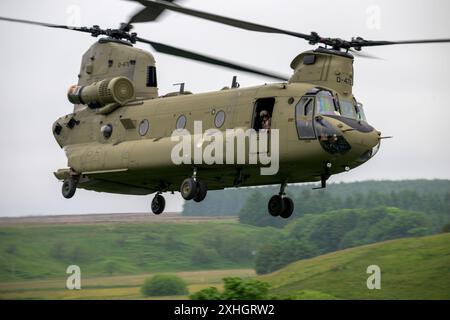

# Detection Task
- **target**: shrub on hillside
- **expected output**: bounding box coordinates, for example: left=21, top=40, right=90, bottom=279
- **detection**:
left=141, top=274, right=188, bottom=297
left=221, top=277, right=270, bottom=300
left=190, top=287, right=222, bottom=300
left=190, top=277, right=271, bottom=300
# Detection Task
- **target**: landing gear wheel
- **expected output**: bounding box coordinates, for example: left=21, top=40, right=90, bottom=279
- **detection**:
left=180, top=178, right=198, bottom=200
left=193, top=180, right=208, bottom=202
left=268, top=195, right=284, bottom=217
left=62, top=177, right=77, bottom=199
left=151, top=194, right=165, bottom=215
left=280, top=197, right=294, bottom=219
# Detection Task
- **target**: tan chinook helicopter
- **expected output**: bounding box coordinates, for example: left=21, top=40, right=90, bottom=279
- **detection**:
left=2, top=0, right=449, bottom=218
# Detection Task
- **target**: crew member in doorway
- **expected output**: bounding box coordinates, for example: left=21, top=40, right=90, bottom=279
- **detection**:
left=260, top=110, right=271, bottom=130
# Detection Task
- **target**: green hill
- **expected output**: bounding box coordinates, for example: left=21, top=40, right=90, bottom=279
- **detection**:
left=259, top=233, right=450, bottom=299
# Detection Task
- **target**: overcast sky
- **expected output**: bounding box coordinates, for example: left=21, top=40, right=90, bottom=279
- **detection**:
left=0, top=0, right=449, bottom=216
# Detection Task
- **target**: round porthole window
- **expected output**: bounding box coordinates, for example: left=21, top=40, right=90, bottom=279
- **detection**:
left=214, top=110, right=225, bottom=128
left=101, top=124, right=113, bottom=139
left=139, top=119, right=149, bottom=136
left=176, top=115, right=187, bottom=130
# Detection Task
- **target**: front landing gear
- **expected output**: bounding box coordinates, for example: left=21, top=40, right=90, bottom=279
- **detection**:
left=62, top=176, right=77, bottom=199
left=180, top=168, right=208, bottom=202
left=268, top=182, right=294, bottom=219
left=180, top=178, right=198, bottom=200
left=193, top=180, right=208, bottom=202
left=151, top=193, right=165, bottom=215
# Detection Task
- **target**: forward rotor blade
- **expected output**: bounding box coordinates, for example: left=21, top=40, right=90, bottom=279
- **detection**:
left=351, top=38, right=450, bottom=48
left=349, top=48, right=383, bottom=60
left=129, top=0, right=310, bottom=40
left=136, top=36, right=288, bottom=81
left=130, top=1, right=450, bottom=51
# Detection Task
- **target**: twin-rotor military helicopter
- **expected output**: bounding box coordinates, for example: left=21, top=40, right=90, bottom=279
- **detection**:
left=1, top=0, right=449, bottom=218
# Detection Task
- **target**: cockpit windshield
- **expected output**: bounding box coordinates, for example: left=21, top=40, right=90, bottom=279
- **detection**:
left=306, top=88, right=368, bottom=122
left=339, top=98, right=367, bottom=122
left=339, top=100, right=357, bottom=119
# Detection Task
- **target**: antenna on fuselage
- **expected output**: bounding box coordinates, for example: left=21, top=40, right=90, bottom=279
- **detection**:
left=173, top=82, right=185, bottom=94
left=231, top=76, right=240, bottom=88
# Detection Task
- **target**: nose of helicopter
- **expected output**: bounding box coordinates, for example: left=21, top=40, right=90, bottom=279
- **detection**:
left=344, top=128, right=380, bottom=161
left=339, top=122, right=381, bottom=165
left=319, top=115, right=381, bottom=164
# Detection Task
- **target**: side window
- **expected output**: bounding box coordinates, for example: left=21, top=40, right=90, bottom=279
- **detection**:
left=176, top=115, right=186, bottom=130
left=214, top=110, right=226, bottom=128
left=295, top=97, right=316, bottom=140
left=138, top=119, right=149, bottom=136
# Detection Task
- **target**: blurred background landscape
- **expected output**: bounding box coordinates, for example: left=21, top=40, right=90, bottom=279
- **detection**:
left=1, top=179, right=449, bottom=299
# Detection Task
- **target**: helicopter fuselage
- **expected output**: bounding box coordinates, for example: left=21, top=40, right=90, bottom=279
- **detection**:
left=53, top=80, right=380, bottom=195
left=50, top=38, right=381, bottom=214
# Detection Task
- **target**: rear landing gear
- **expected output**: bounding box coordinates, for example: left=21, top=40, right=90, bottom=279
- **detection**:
left=268, top=181, right=294, bottom=219
left=62, top=176, right=77, bottom=199
left=151, top=193, right=165, bottom=215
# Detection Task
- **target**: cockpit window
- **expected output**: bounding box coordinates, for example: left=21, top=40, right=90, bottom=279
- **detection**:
left=316, top=91, right=339, bottom=116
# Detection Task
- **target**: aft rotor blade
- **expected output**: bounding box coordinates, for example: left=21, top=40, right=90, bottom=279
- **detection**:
left=0, top=16, right=139, bottom=42
left=129, top=0, right=311, bottom=40
left=136, top=36, right=288, bottom=81
left=0, top=16, right=81, bottom=31
left=128, top=0, right=177, bottom=23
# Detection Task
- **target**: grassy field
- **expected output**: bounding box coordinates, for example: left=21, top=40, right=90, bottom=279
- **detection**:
left=0, top=268, right=255, bottom=300
left=0, top=219, right=281, bottom=281
left=259, top=233, right=450, bottom=299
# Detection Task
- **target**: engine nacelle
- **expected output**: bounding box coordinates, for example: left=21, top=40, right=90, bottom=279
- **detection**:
left=67, top=76, right=135, bottom=108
